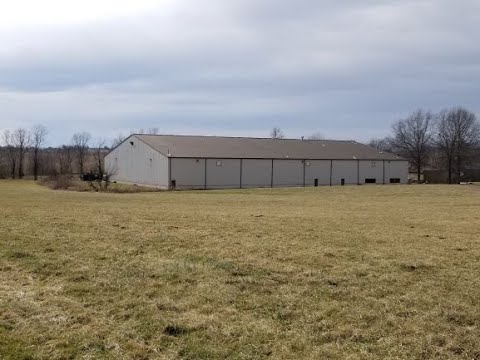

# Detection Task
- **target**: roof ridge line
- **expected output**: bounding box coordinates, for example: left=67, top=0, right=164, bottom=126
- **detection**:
left=134, top=134, right=350, bottom=142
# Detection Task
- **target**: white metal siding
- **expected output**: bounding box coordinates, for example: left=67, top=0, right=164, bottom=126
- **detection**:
left=331, top=160, right=358, bottom=185
left=241, top=159, right=272, bottom=188
left=170, top=158, right=205, bottom=189
left=359, top=160, right=384, bottom=184
left=385, top=161, right=409, bottom=184
left=305, top=160, right=331, bottom=186
left=273, top=160, right=304, bottom=187
left=105, top=136, right=169, bottom=188
left=206, top=159, right=241, bottom=189
left=107, top=142, right=409, bottom=190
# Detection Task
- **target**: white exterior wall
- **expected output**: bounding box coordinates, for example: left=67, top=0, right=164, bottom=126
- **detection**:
left=305, top=160, right=331, bottom=186
left=241, top=159, right=272, bottom=188
left=206, top=159, right=241, bottom=189
left=273, top=160, right=304, bottom=187
left=359, top=160, right=384, bottom=184
left=385, top=161, right=409, bottom=184
left=331, top=160, right=358, bottom=185
left=171, top=158, right=205, bottom=189
left=105, top=136, right=169, bottom=188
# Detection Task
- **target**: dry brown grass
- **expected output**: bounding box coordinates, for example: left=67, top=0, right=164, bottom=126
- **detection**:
left=0, top=181, right=479, bottom=359
left=39, top=176, right=162, bottom=193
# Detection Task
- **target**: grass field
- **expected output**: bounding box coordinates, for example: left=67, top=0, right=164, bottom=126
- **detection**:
left=1, top=181, right=479, bottom=359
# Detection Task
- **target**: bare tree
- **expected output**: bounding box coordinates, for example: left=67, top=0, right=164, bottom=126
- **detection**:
left=59, top=145, right=74, bottom=175
left=12, top=128, right=31, bottom=179
left=271, top=127, right=285, bottom=139
left=72, top=132, right=91, bottom=174
left=148, top=128, right=160, bottom=135
left=2, top=130, right=17, bottom=179
left=368, top=137, right=393, bottom=152
left=436, top=107, right=480, bottom=183
left=31, top=125, right=48, bottom=180
left=88, top=138, right=116, bottom=191
left=111, top=134, right=126, bottom=148
left=307, top=132, right=324, bottom=140
left=391, top=110, right=433, bottom=182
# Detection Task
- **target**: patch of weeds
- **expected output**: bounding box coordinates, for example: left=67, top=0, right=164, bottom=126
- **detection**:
left=274, top=309, right=295, bottom=323
left=134, top=319, right=164, bottom=341
left=7, top=250, right=33, bottom=259
left=445, top=312, right=476, bottom=327
left=327, top=279, right=339, bottom=287
left=431, top=334, right=447, bottom=347
left=81, top=341, right=107, bottom=354
left=70, top=273, right=90, bottom=282
left=0, top=319, right=15, bottom=331
left=32, top=261, right=63, bottom=278
left=396, top=310, right=417, bottom=318
left=0, top=334, right=35, bottom=359
left=399, top=263, right=433, bottom=272
left=355, top=270, right=369, bottom=277
left=163, top=324, right=193, bottom=337
left=185, top=255, right=237, bottom=273
left=65, top=284, right=95, bottom=298
left=449, top=346, right=465, bottom=355
left=156, top=301, right=179, bottom=312
left=231, top=270, right=249, bottom=277
left=178, top=345, right=218, bottom=360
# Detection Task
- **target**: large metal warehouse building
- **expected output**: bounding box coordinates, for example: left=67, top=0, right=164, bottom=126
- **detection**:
left=105, top=134, right=408, bottom=189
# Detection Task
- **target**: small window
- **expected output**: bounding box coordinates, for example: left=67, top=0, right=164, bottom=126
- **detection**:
left=371, top=161, right=377, bottom=167
left=390, top=178, right=401, bottom=184
left=365, top=178, right=376, bottom=184
left=130, top=141, right=134, bottom=146
left=216, top=160, right=222, bottom=167
left=196, top=159, right=200, bottom=163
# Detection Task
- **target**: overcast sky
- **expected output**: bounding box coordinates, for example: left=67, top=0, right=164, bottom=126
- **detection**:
left=1, top=0, right=479, bottom=146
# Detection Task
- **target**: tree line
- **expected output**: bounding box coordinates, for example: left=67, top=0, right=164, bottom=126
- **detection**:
left=0, top=128, right=109, bottom=180
left=1, top=112, right=478, bottom=184
left=369, top=107, right=480, bottom=183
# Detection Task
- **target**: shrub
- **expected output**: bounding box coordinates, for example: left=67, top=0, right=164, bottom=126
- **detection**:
left=39, top=175, right=73, bottom=190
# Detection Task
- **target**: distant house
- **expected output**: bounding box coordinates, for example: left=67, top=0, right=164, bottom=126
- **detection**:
left=105, top=135, right=408, bottom=189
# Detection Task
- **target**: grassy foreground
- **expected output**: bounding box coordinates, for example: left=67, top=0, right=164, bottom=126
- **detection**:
left=0, top=181, right=479, bottom=360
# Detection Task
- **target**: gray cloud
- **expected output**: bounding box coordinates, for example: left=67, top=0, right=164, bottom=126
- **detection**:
left=1, top=0, right=479, bottom=145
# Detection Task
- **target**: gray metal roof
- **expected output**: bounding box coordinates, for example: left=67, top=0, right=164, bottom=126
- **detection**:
left=134, top=134, right=404, bottom=160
